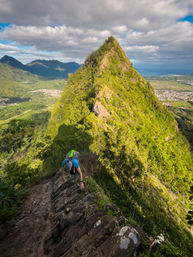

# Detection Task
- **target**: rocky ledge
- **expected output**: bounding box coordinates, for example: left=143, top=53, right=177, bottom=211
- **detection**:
left=1, top=171, right=144, bottom=257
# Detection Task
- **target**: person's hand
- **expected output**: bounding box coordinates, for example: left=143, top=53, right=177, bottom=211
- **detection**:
left=80, top=181, right=84, bottom=190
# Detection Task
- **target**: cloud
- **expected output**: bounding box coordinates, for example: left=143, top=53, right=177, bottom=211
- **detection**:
left=0, top=43, right=18, bottom=51
left=1, top=0, right=193, bottom=29
left=0, top=0, right=193, bottom=72
left=0, top=25, right=113, bottom=60
left=112, top=25, right=128, bottom=33
left=125, top=45, right=159, bottom=54
left=2, top=21, right=193, bottom=65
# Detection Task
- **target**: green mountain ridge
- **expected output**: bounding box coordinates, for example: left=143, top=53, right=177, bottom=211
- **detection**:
left=1, top=37, right=193, bottom=256
left=47, top=36, right=193, bottom=256
left=0, top=55, right=81, bottom=79
left=0, top=62, right=39, bottom=83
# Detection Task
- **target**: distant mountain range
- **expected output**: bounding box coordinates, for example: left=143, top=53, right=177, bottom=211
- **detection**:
left=0, top=55, right=81, bottom=79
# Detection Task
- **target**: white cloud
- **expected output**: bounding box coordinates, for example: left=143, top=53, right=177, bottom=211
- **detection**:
left=125, top=45, right=159, bottom=53
left=136, top=17, right=150, bottom=28
left=112, top=25, right=128, bottom=33
left=0, top=43, right=18, bottom=51
left=105, top=0, right=126, bottom=12
left=0, top=25, right=112, bottom=61
left=0, top=0, right=193, bottom=71
left=82, top=37, right=99, bottom=43
left=0, top=0, right=192, bottom=29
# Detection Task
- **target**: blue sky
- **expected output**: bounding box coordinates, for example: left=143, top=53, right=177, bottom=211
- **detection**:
left=0, top=23, right=11, bottom=32
left=178, top=15, right=193, bottom=23
left=0, top=0, right=193, bottom=75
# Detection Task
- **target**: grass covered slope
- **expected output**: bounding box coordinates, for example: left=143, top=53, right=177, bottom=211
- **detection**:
left=49, top=36, right=192, bottom=192
left=0, top=63, right=66, bottom=221
left=48, top=37, right=193, bottom=256
left=0, top=62, right=66, bottom=122
left=0, top=63, right=39, bottom=82
left=149, top=77, right=193, bottom=151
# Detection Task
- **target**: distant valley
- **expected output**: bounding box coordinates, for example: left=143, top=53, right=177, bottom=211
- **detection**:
left=0, top=62, right=66, bottom=123
left=149, top=75, right=193, bottom=103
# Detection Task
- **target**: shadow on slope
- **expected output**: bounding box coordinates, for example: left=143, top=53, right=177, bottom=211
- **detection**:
left=41, top=122, right=193, bottom=256
left=42, top=123, right=92, bottom=177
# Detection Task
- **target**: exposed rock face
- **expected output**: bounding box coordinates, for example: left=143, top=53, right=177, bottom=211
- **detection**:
left=2, top=172, right=141, bottom=257
left=93, top=100, right=110, bottom=118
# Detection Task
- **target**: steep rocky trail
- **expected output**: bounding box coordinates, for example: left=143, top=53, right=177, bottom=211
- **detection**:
left=1, top=172, right=142, bottom=257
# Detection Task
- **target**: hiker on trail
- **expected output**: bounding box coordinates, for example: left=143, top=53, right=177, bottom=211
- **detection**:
left=61, top=150, right=84, bottom=190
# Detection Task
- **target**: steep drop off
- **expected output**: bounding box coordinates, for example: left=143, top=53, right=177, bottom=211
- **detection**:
left=46, top=36, right=193, bottom=256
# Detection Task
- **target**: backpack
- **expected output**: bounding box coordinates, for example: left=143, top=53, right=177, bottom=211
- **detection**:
left=63, top=150, right=80, bottom=175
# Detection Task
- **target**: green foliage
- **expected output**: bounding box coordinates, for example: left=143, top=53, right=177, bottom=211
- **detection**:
left=149, top=77, right=193, bottom=151
left=3, top=162, right=40, bottom=190
left=47, top=37, right=193, bottom=257
left=186, top=186, right=193, bottom=225
left=0, top=63, right=39, bottom=82
left=154, top=242, right=184, bottom=257
left=42, top=124, right=92, bottom=176
left=0, top=111, right=52, bottom=221
left=0, top=119, right=35, bottom=153
left=149, top=79, right=193, bottom=91
left=0, top=182, right=16, bottom=209
left=0, top=65, right=66, bottom=221
left=84, top=176, right=111, bottom=208
left=168, top=104, right=193, bottom=151
left=0, top=72, right=66, bottom=122
left=1, top=37, right=193, bottom=256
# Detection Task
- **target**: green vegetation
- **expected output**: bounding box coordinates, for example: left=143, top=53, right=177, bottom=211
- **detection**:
left=46, top=37, right=193, bottom=256
left=0, top=182, right=16, bottom=208
left=0, top=55, right=81, bottom=79
left=149, top=74, right=193, bottom=85
left=0, top=63, right=66, bottom=123
left=148, top=77, right=193, bottom=151
left=84, top=176, right=111, bottom=208
left=0, top=63, right=39, bottom=82
left=149, top=79, right=193, bottom=91
left=0, top=37, right=193, bottom=256
left=0, top=63, right=66, bottom=221
left=186, top=186, right=193, bottom=225
left=0, top=111, right=52, bottom=220
left=168, top=104, right=193, bottom=150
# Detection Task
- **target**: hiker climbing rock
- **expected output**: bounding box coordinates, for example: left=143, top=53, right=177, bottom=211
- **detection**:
left=61, top=150, right=84, bottom=190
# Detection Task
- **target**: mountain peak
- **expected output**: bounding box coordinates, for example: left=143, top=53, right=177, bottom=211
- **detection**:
left=1, top=55, right=13, bottom=60
left=83, top=36, right=132, bottom=72
left=1, top=55, right=21, bottom=62
left=0, top=55, right=25, bottom=69
left=48, top=37, right=193, bottom=256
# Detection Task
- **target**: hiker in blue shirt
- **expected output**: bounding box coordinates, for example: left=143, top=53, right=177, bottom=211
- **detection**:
left=61, top=150, right=84, bottom=190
